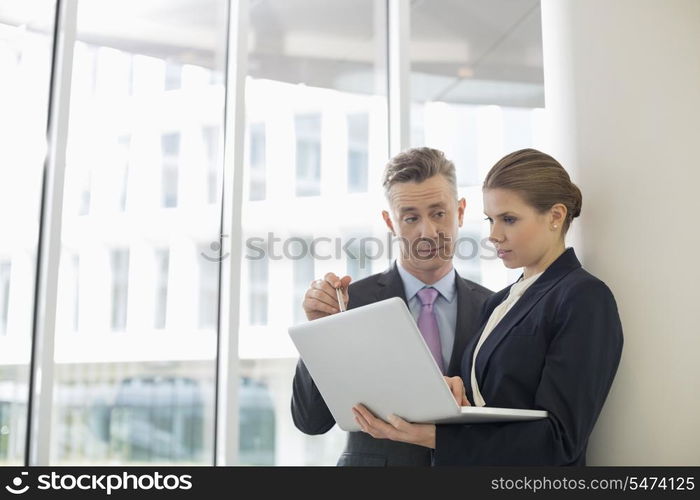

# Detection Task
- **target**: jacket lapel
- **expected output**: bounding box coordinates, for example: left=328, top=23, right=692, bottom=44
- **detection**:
left=474, top=248, right=582, bottom=386
left=375, top=261, right=409, bottom=306
left=446, top=277, right=482, bottom=375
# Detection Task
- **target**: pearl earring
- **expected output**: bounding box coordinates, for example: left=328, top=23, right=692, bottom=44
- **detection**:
left=553, top=225, right=558, bottom=229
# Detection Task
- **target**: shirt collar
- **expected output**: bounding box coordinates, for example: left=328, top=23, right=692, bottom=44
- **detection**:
left=396, top=260, right=457, bottom=303
left=510, top=271, right=544, bottom=297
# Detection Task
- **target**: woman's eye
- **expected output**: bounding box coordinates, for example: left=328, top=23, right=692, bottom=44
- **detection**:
left=404, top=217, right=417, bottom=223
left=483, top=217, right=493, bottom=225
left=503, top=217, right=517, bottom=224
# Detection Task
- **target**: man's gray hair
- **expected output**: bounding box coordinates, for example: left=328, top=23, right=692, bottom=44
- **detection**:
left=382, top=147, right=458, bottom=199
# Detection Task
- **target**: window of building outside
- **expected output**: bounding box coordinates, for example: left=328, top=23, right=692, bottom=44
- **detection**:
left=116, top=134, right=131, bottom=211
left=294, top=114, right=322, bottom=197
left=345, top=231, right=373, bottom=281
left=110, top=249, right=130, bottom=332
left=291, top=237, right=315, bottom=326
left=0, top=262, right=11, bottom=337
left=347, top=113, right=369, bottom=193
left=248, top=123, right=266, bottom=201
left=248, top=255, right=268, bottom=326
left=202, top=126, right=221, bottom=205
left=154, top=249, right=169, bottom=330
left=161, top=132, right=180, bottom=208
left=197, top=245, right=219, bottom=331
left=69, top=255, right=80, bottom=333
left=77, top=169, right=92, bottom=216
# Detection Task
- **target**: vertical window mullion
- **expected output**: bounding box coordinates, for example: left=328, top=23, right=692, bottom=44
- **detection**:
left=388, top=0, right=410, bottom=156
left=215, top=0, right=249, bottom=466
left=27, top=0, right=78, bottom=466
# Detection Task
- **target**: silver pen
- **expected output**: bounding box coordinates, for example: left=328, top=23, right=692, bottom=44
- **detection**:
left=335, top=286, right=346, bottom=312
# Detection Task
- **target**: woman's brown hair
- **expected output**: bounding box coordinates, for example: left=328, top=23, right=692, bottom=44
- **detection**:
left=483, top=148, right=582, bottom=233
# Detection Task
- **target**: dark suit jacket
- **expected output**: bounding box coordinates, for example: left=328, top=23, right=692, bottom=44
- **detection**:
left=433, top=248, right=623, bottom=465
left=291, top=262, right=492, bottom=466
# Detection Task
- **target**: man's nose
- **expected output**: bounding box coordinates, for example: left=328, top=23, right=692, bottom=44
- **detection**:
left=419, top=219, right=439, bottom=239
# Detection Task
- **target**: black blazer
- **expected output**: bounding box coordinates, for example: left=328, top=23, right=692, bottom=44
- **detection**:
left=291, top=262, right=492, bottom=466
left=433, top=248, right=623, bottom=465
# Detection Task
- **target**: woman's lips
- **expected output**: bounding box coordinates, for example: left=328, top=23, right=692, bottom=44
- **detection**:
left=497, top=249, right=512, bottom=259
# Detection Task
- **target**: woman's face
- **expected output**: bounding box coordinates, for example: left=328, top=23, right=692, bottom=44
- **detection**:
left=483, top=188, right=564, bottom=274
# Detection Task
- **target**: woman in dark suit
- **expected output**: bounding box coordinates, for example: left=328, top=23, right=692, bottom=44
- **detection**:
left=352, top=149, right=623, bottom=465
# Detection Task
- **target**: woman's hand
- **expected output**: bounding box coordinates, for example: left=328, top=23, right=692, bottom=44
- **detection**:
left=444, top=376, right=471, bottom=406
left=352, top=404, right=436, bottom=449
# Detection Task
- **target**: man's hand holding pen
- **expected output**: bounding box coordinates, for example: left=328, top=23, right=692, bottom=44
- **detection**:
left=302, top=272, right=352, bottom=320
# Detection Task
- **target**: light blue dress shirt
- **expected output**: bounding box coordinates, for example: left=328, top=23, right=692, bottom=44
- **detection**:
left=396, top=261, right=458, bottom=372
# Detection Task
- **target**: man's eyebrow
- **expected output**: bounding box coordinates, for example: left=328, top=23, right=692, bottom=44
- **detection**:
left=399, top=202, right=446, bottom=214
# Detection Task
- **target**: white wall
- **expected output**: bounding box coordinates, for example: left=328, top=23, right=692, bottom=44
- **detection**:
left=541, top=0, right=700, bottom=464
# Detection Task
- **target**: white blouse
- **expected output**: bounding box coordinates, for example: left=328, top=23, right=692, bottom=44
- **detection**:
left=470, top=271, right=544, bottom=407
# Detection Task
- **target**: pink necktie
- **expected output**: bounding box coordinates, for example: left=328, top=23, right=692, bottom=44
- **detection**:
left=417, top=287, right=445, bottom=373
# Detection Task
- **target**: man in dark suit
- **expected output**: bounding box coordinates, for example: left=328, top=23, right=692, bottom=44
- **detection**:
left=291, top=147, right=492, bottom=466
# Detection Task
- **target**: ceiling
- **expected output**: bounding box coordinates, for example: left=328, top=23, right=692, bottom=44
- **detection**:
left=0, top=0, right=544, bottom=106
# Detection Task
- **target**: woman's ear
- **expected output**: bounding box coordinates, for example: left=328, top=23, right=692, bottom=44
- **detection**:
left=550, top=203, right=567, bottom=231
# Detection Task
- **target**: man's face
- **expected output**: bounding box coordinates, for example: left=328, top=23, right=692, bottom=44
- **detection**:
left=382, top=175, right=466, bottom=275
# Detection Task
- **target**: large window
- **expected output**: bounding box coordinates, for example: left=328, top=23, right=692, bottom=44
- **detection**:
left=1, top=0, right=545, bottom=467
left=51, top=0, right=227, bottom=465
left=240, top=0, right=389, bottom=464
left=0, top=0, right=56, bottom=465
left=410, top=0, right=546, bottom=288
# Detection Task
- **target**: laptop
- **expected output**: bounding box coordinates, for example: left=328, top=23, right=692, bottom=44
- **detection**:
left=288, top=296, right=548, bottom=432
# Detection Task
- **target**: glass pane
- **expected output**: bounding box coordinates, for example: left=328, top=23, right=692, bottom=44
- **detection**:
left=294, top=115, right=322, bottom=197
left=0, top=0, right=56, bottom=465
left=410, top=0, right=546, bottom=290
left=52, top=0, right=228, bottom=465
left=160, top=133, right=180, bottom=208
left=347, top=113, right=369, bottom=193
left=153, top=249, right=169, bottom=329
left=242, top=0, right=388, bottom=465
left=203, top=126, right=222, bottom=204
left=247, top=123, right=266, bottom=201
